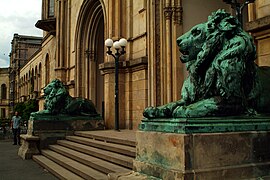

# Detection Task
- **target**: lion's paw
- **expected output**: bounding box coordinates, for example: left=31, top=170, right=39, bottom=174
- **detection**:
left=143, top=106, right=172, bottom=118
left=143, top=106, right=157, bottom=118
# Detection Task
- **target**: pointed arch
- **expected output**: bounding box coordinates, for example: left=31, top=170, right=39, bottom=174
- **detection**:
left=75, top=0, right=106, bottom=112
left=45, top=53, right=50, bottom=85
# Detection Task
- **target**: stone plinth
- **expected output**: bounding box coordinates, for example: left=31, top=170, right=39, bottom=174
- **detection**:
left=133, top=117, right=270, bottom=179
left=26, top=116, right=104, bottom=149
left=18, top=134, right=40, bottom=159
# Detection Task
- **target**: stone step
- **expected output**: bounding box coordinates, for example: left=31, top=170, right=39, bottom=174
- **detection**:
left=33, top=155, right=84, bottom=180
left=41, top=149, right=108, bottom=180
left=57, top=140, right=133, bottom=169
left=66, top=135, right=136, bottom=157
left=74, top=130, right=136, bottom=147
left=49, top=144, right=131, bottom=174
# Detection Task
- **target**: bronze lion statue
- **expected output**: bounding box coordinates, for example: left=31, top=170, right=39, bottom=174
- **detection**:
left=31, top=79, right=98, bottom=116
left=144, top=9, right=270, bottom=118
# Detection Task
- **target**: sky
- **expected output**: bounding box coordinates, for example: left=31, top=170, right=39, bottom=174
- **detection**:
left=0, top=0, right=42, bottom=68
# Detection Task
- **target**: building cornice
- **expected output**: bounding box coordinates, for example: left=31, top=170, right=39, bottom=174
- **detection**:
left=99, top=57, right=148, bottom=75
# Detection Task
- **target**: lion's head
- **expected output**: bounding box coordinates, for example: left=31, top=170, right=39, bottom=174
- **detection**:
left=43, top=79, right=69, bottom=113
left=177, top=9, right=257, bottom=109
left=177, top=9, right=256, bottom=72
left=176, top=23, right=207, bottom=64
left=44, top=79, right=68, bottom=97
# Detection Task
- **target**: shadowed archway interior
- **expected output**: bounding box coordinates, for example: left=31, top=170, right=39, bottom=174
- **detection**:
left=75, top=0, right=105, bottom=114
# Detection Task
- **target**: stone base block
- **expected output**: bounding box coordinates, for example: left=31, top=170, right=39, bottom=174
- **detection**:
left=27, top=118, right=105, bottom=149
left=18, top=134, right=40, bottom=159
left=134, top=130, right=270, bottom=179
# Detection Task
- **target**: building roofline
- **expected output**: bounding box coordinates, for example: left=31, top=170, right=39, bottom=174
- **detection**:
left=13, top=33, right=43, bottom=40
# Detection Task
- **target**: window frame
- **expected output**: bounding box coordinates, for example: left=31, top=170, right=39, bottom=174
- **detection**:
left=48, top=0, right=55, bottom=17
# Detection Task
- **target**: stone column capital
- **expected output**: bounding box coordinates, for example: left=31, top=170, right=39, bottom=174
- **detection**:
left=164, top=6, right=173, bottom=20
left=172, top=6, right=183, bottom=24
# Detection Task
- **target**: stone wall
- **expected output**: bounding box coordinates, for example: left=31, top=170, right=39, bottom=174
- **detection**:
left=125, top=69, right=148, bottom=129
left=247, top=0, right=270, bottom=66
left=0, top=68, right=10, bottom=118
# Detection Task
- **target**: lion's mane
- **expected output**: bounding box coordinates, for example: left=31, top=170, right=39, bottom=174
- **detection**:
left=181, top=10, right=257, bottom=112
left=44, top=79, right=69, bottom=114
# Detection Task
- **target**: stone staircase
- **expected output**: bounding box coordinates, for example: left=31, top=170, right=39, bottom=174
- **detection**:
left=32, top=130, right=136, bottom=180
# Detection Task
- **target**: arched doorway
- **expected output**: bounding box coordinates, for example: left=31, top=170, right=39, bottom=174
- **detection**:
left=75, top=0, right=105, bottom=114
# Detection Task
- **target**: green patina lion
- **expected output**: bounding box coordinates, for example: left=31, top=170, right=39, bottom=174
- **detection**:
left=144, top=9, right=270, bottom=118
left=31, top=79, right=98, bottom=117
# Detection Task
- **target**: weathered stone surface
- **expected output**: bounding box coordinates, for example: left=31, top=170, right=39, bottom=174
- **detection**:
left=27, top=118, right=104, bottom=149
left=108, top=171, right=160, bottom=180
left=134, top=130, right=270, bottom=179
left=18, top=135, right=40, bottom=159
left=246, top=15, right=270, bottom=33
left=27, top=118, right=104, bottom=132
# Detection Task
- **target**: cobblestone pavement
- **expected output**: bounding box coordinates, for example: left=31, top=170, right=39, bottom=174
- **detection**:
left=0, top=139, right=57, bottom=180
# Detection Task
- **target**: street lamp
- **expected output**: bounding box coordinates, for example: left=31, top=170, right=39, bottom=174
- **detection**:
left=223, top=0, right=255, bottom=27
left=105, top=38, right=127, bottom=131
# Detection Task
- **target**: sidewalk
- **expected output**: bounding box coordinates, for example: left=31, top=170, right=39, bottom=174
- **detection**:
left=0, top=139, right=57, bottom=180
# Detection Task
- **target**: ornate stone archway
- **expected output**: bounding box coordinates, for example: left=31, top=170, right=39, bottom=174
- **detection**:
left=75, top=0, right=106, bottom=113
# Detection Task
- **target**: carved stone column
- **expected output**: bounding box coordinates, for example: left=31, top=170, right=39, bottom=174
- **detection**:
left=172, top=0, right=183, bottom=101
left=164, top=1, right=173, bottom=103
left=55, top=0, right=67, bottom=81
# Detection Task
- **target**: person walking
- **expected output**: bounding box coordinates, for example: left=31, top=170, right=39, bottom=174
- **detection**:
left=11, top=111, right=21, bottom=145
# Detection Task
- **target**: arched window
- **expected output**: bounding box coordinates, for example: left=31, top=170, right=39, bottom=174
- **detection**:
left=39, top=63, right=42, bottom=90
left=45, top=54, right=50, bottom=85
left=1, top=84, right=7, bottom=99
left=31, top=68, right=34, bottom=93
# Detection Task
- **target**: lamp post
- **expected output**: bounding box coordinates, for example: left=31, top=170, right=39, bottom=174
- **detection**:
left=105, top=38, right=127, bottom=131
left=223, top=0, right=255, bottom=27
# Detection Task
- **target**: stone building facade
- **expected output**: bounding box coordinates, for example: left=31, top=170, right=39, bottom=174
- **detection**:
left=20, top=0, right=270, bottom=130
left=0, top=68, right=9, bottom=119
left=247, top=0, right=270, bottom=66
left=9, top=34, right=42, bottom=115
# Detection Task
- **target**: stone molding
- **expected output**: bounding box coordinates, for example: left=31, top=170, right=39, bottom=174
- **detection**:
left=172, top=6, right=183, bottom=24
left=140, top=116, right=270, bottom=133
left=99, top=57, right=148, bottom=75
left=246, top=15, right=270, bottom=33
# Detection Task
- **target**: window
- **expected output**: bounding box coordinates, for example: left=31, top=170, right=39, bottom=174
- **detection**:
left=45, top=54, right=50, bottom=85
left=1, top=108, right=6, bottom=118
left=48, top=0, right=55, bottom=17
left=1, top=84, right=7, bottom=99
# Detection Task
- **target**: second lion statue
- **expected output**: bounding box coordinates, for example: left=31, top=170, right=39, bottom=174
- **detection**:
left=143, top=9, right=270, bottom=118
left=31, top=79, right=98, bottom=116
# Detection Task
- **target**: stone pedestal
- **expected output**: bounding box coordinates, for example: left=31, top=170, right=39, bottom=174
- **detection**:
left=18, top=135, right=40, bottom=159
left=18, top=115, right=105, bottom=159
left=133, top=117, right=270, bottom=179
left=27, top=116, right=104, bottom=149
